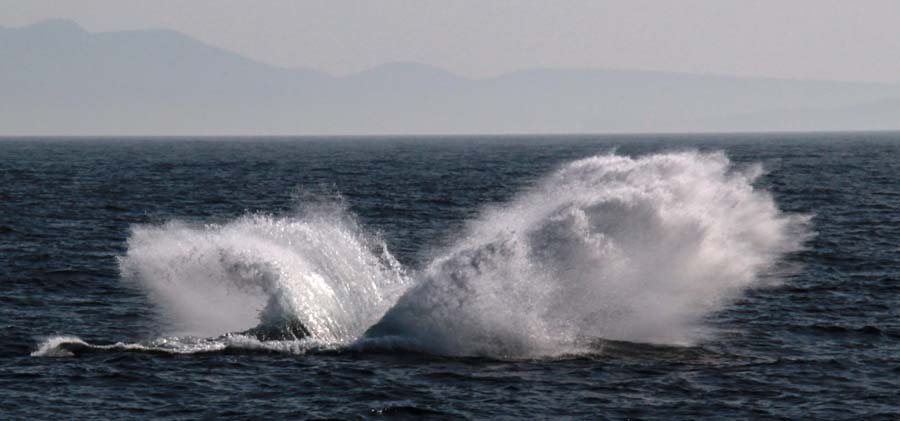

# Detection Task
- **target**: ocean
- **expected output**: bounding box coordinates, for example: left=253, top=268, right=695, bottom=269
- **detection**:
left=1, top=133, right=898, bottom=419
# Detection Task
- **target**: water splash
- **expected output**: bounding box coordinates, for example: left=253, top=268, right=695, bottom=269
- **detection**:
left=366, top=151, right=811, bottom=356
left=117, top=200, right=411, bottom=344
left=39, top=151, right=810, bottom=359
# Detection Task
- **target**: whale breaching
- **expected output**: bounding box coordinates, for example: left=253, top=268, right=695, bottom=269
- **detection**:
left=104, top=151, right=809, bottom=357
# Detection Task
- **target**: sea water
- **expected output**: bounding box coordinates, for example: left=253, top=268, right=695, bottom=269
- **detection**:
left=2, top=133, right=898, bottom=418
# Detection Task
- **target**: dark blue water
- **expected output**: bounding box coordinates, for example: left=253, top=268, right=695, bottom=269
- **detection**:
left=2, top=133, right=899, bottom=419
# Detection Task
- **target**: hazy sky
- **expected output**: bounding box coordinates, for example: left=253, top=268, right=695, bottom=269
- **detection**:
left=2, top=0, right=899, bottom=83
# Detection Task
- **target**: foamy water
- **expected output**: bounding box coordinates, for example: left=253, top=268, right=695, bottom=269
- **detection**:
left=35, top=151, right=810, bottom=358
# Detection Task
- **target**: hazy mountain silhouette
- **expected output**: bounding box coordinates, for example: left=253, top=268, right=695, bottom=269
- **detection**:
left=3, top=19, right=899, bottom=135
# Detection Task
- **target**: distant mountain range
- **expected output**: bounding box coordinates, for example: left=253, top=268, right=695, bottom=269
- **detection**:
left=3, top=19, right=899, bottom=135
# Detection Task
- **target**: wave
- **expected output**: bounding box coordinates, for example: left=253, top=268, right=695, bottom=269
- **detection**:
left=35, top=151, right=811, bottom=358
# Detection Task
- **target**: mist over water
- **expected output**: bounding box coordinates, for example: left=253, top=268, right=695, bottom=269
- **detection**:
left=53, top=151, right=808, bottom=358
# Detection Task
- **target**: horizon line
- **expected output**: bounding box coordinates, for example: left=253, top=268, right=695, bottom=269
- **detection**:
left=3, top=129, right=900, bottom=140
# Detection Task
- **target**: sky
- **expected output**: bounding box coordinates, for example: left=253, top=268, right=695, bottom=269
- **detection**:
left=2, top=0, right=899, bottom=83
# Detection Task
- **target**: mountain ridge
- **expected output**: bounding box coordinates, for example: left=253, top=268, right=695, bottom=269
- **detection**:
left=3, top=19, right=899, bottom=135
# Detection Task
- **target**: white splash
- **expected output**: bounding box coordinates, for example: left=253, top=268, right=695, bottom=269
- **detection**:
left=366, top=151, right=811, bottom=356
left=117, top=201, right=411, bottom=344
left=39, top=151, right=810, bottom=359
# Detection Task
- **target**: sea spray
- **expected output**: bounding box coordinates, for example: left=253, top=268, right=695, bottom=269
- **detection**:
left=366, top=151, right=811, bottom=356
left=96, top=151, right=811, bottom=358
left=117, top=201, right=411, bottom=343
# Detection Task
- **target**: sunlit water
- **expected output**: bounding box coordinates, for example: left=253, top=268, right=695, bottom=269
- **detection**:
left=2, top=133, right=899, bottom=418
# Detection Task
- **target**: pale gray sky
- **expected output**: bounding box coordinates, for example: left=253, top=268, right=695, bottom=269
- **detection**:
left=2, top=0, right=899, bottom=83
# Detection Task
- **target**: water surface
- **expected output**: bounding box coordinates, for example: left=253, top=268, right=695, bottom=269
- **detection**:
left=2, top=133, right=899, bottom=418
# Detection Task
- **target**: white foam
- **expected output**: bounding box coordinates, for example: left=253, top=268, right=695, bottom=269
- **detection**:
left=31, top=334, right=337, bottom=357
